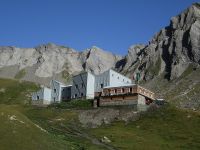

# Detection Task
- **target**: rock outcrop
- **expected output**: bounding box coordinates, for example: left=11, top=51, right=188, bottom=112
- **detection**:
left=0, top=3, right=200, bottom=85
left=81, top=46, right=121, bottom=74
left=79, top=108, right=140, bottom=128
left=119, top=3, right=200, bottom=81
left=0, top=43, right=120, bottom=85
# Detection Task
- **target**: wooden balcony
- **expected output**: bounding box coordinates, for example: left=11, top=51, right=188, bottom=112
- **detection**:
left=101, top=85, right=155, bottom=100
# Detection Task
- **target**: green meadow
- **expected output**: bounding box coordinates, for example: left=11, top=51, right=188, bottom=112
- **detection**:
left=0, top=78, right=200, bottom=150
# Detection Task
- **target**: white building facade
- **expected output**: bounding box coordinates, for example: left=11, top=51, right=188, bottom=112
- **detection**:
left=71, top=72, right=95, bottom=99
left=71, top=69, right=132, bottom=100
left=95, top=69, right=132, bottom=92
left=32, top=87, right=52, bottom=105
left=32, top=80, right=72, bottom=105
left=32, top=69, right=133, bottom=105
left=51, top=80, right=72, bottom=103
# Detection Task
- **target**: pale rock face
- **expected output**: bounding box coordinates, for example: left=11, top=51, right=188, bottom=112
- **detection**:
left=117, top=3, right=200, bottom=81
left=123, top=44, right=145, bottom=70
left=0, top=47, right=38, bottom=69
left=0, top=3, right=200, bottom=84
left=35, top=50, right=66, bottom=77
left=0, top=43, right=120, bottom=84
left=82, top=46, right=121, bottom=74
left=34, top=44, right=75, bottom=77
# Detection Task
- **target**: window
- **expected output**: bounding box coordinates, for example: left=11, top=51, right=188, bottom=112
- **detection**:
left=100, top=83, right=104, bottom=88
left=54, top=89, right=56, bottom=93
left=117, top=76, right=119, bottom=79
left=114, top=89, right=117, bottom=93
left=37, top=96, right=39, bottom=100
left=75, top=94, right=77, bottom=98
left=62, top=89, right=65, bottom=92
left=81, top=93, right=84, bottom=96
left=122, top=88, right=125, bottom=93
left=81, top=83, right=84, bottom=88
left=123, top=79, right=125, bottom=82
left=75, top=84, right=78, bottom=89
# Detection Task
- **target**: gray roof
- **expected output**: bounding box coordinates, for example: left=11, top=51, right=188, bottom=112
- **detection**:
left=103, top=83, right=136, bottom=89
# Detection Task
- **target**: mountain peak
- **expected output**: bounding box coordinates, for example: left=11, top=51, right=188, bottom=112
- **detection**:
left=170, top=3, right=200, bottom=30
left=192, top=2, right=200, bottom=7
left=89, top=46, right=106, bottom=53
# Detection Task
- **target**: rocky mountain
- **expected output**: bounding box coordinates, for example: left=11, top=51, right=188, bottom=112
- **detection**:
left=0, top=3, right=200, bottom=88
left=81, top=46, right=121, bottom=75
left=0, top=43, right=121, bottom=85
left=118, top=3, right=200, bottom=81
left=115, top=3, right=200, bottom=110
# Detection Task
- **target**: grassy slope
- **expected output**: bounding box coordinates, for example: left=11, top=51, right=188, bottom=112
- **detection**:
left=164, top=68, right=200, bottom=109
left=0, top=105, right=71, bottom=150
left=0, top=78, right=105, bottom=150
left=0, top=78, right=39, bottom=105
left=143, top=67, right=200, bottom=110
left=24, top=107, right=106, bottom=150
left=0, top=78, right=200, bottom=150
left=14, top=69, right=26, bottom=79
left=0, top=79, right=70, bottom=150
left=89, top=105, right=200, bottom=150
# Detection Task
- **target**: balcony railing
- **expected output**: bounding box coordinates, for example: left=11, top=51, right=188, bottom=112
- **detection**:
left=100, top=85, right=155, bottom=100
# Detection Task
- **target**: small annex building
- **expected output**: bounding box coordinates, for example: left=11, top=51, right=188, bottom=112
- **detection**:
left=32, top=80, right=72, bottom=105
left=51, top=80, right=72, bottom=103
left=32, top=87, right=52, bottom=105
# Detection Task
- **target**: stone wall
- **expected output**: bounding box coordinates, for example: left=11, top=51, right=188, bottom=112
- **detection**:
left=31, top=99, right=51, bottom=106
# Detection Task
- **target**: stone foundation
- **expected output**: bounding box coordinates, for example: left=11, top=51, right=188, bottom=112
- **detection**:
left=32, top=99, right=51, bottom=106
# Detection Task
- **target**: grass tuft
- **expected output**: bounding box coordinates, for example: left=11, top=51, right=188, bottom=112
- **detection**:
left=15, top=69, right=26, bottom=79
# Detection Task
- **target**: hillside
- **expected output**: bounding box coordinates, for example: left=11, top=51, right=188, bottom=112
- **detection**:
left=0, top=78, right=200, bottom=150
left=142, top=65, right=200, bottom=110
left=0, top=79, right=109, bottom=150
left=0, top=78, right=39, bottom=105
left=0, top=105, right=71, bottom=150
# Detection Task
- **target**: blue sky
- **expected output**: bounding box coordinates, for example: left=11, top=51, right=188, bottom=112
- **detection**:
left=0, top=0, right=197, bottom=55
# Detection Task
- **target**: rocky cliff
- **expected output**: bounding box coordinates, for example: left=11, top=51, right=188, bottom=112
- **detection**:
left=115, top=3, right=200, bottom=110
left=118, top=3, right=200, bottom=81
left=0, top=43, right=120, bottom=85
left=0, top=3, right=200, bottom=87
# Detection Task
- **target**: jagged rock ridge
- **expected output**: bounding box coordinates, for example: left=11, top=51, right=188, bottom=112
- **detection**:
left=0, top=3, right=200, bottom=85
left=118, top=3, right=200, bottom=81
left=0, top=43, right=121, bottom=85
